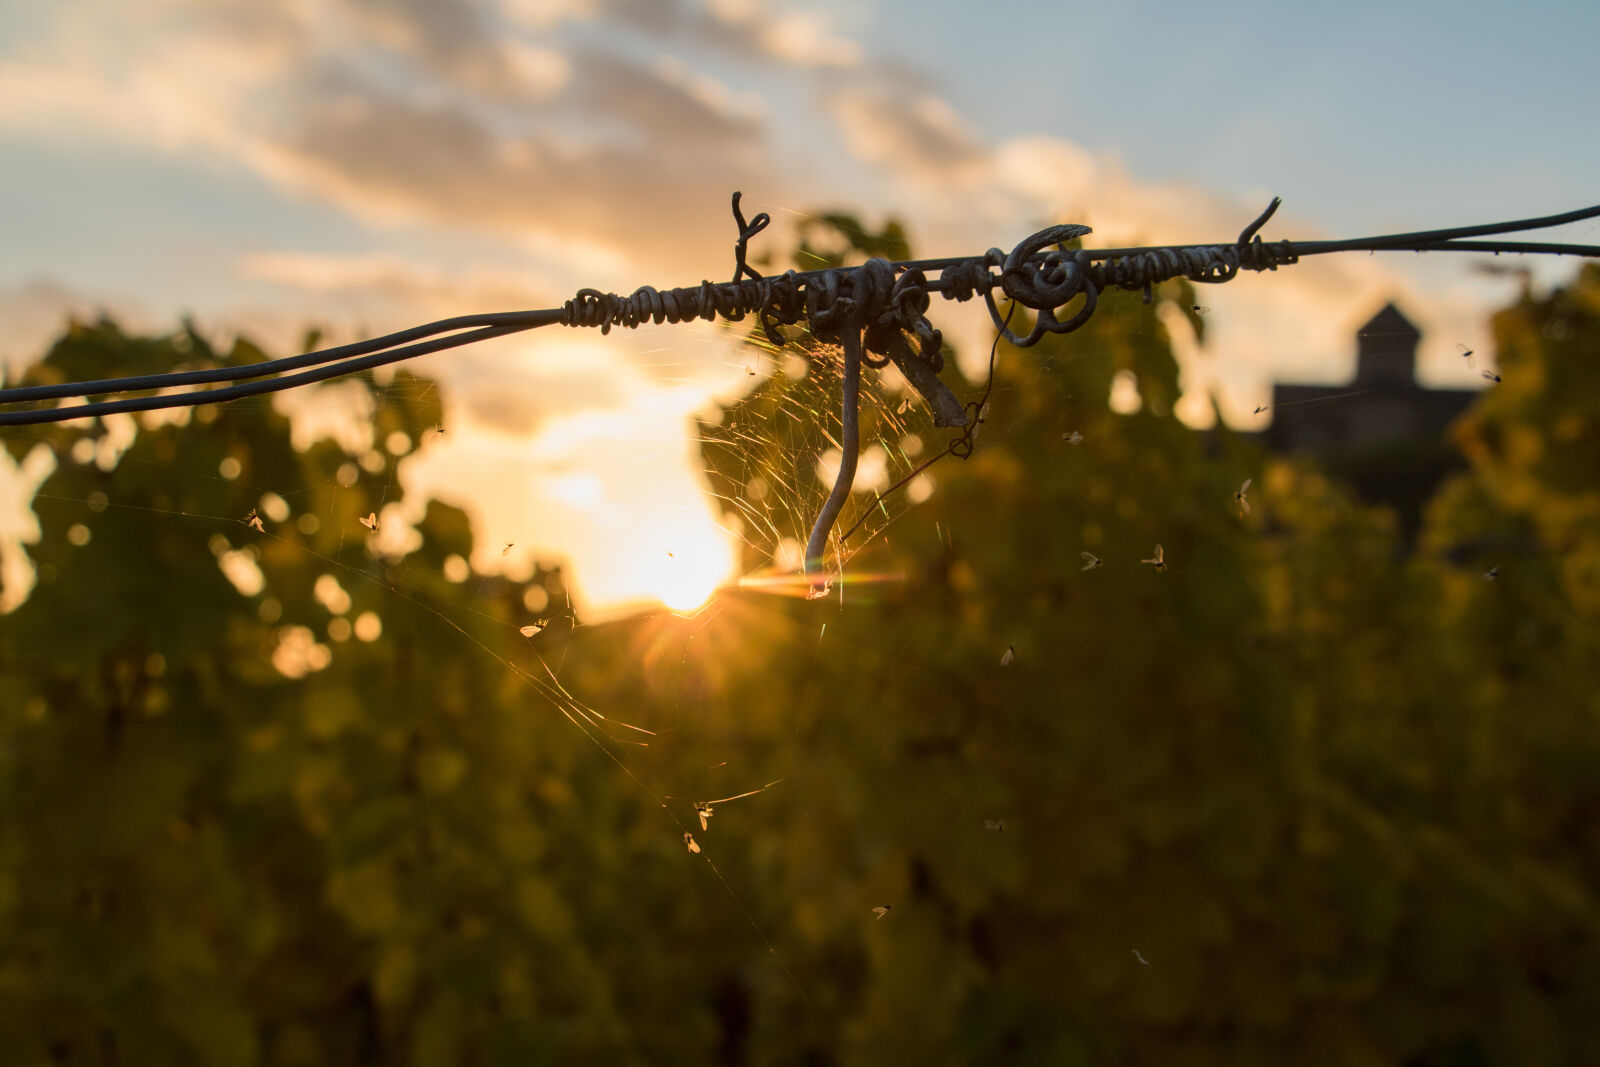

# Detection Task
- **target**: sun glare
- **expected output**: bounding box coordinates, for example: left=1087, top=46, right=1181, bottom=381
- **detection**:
left=641, top=517, right=735, bottom=612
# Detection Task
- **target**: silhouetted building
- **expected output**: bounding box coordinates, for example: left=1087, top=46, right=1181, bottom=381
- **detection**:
left=1264, top=303, right=1477, bottom=539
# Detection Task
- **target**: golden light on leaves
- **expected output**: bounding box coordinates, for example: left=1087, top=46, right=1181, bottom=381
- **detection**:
left=217, top=547, right=265, bottom=597
left=353, top=611, right=382, bottom=641
left=271, top=625, right=332, bottom=679
left=259, top=492, right=290, bottom=523
left=314, top=573, right=352, bottom=615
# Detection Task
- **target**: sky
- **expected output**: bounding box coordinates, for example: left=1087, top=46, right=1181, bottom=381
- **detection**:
left=2, top=0, right=1597, bottom=619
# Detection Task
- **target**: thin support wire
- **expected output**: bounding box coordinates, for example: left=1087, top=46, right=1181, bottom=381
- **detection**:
left=5, top=193, right=1599, bottom=561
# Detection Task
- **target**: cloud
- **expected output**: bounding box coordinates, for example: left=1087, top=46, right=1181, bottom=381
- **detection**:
left=703, top=1, right=862, bottom=68
left=602, top=0, right=861, bottom=69
left=0, top=0, right=305, bottom=150
left=0, top=0, right=799, bottom=280
left=567, top=49, right=764, bottom=147
left=503, top=0, right=600, bottom=29
left=341, top=0, right=574, bottom=98
left=826, top=88, right=986, bottom=179
left=256, top=69, right=770, bottom=273
left=0, top=281, right=160, bottom=376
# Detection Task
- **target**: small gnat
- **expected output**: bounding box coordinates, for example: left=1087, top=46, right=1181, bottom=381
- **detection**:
left=1457, top=343, right=1475, bottom=369
left=683, top=832, right=701, bottom=854
left=359, top=513, right=378, bottom=531
left=502, top=542, right=514, bottom=556
left=694, top=801, right=714, bottom=831
left=1062, top=431, right=1084, bottom=444
left=984, top=819, right=1007, bottom=832
left=519, top=623, right=545, bottom=638
left=1142, top=544, right=1166, bottom=572
left=1191, top=305, right=1210, bottom=315
left=1235, top=478, right=1253, bottom=516
left=871, top=905, right=892, bottom=920
left=1080, top=551, right=1102, bottom=571
left=1000, top=645, right=1015, bottom=667
left=1133, top=949, right=1151, bottom=966
left=1482, top=370, right=1501, bottom=383
left=1482, top=565, right=1500, bottom=582
left=1253, top=405, right=1269, bottom=415
left=242, top=508, right=265, bottom=533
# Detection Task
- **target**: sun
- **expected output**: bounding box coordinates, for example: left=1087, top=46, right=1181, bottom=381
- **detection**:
left=641, top=518, right=735, bottom=613
left=650, top=559, right=721, bottom=612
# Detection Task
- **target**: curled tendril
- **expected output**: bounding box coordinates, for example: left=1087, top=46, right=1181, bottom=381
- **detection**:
left=730, top=191, right=770, bottom=284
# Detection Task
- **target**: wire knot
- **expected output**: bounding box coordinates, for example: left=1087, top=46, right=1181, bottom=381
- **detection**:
left=939, top=251, right=1001, bottom=302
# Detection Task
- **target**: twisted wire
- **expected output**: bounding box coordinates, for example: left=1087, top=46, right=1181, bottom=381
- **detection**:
left=6, top=192, right=1598, bottom=588
left=0, top=317, right=559, bottom=427
left=5, top=195, right=1598, bottom=431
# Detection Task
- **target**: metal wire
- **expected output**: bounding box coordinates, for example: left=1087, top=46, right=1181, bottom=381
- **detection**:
left=4, top=193, right=1597, bottom=571
left=0, top=310, right=562, bottom=427
left=5, top=196, right=1597, bottom=429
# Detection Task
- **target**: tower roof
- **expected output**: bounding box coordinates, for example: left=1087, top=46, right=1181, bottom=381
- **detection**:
left=1353, top=301, right=1420, bottom=386
left=1358, top=302, right=1420, bottom=340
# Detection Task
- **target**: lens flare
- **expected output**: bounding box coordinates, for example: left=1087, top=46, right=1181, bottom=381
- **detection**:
left=735, top=566, right=904, bottom=599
